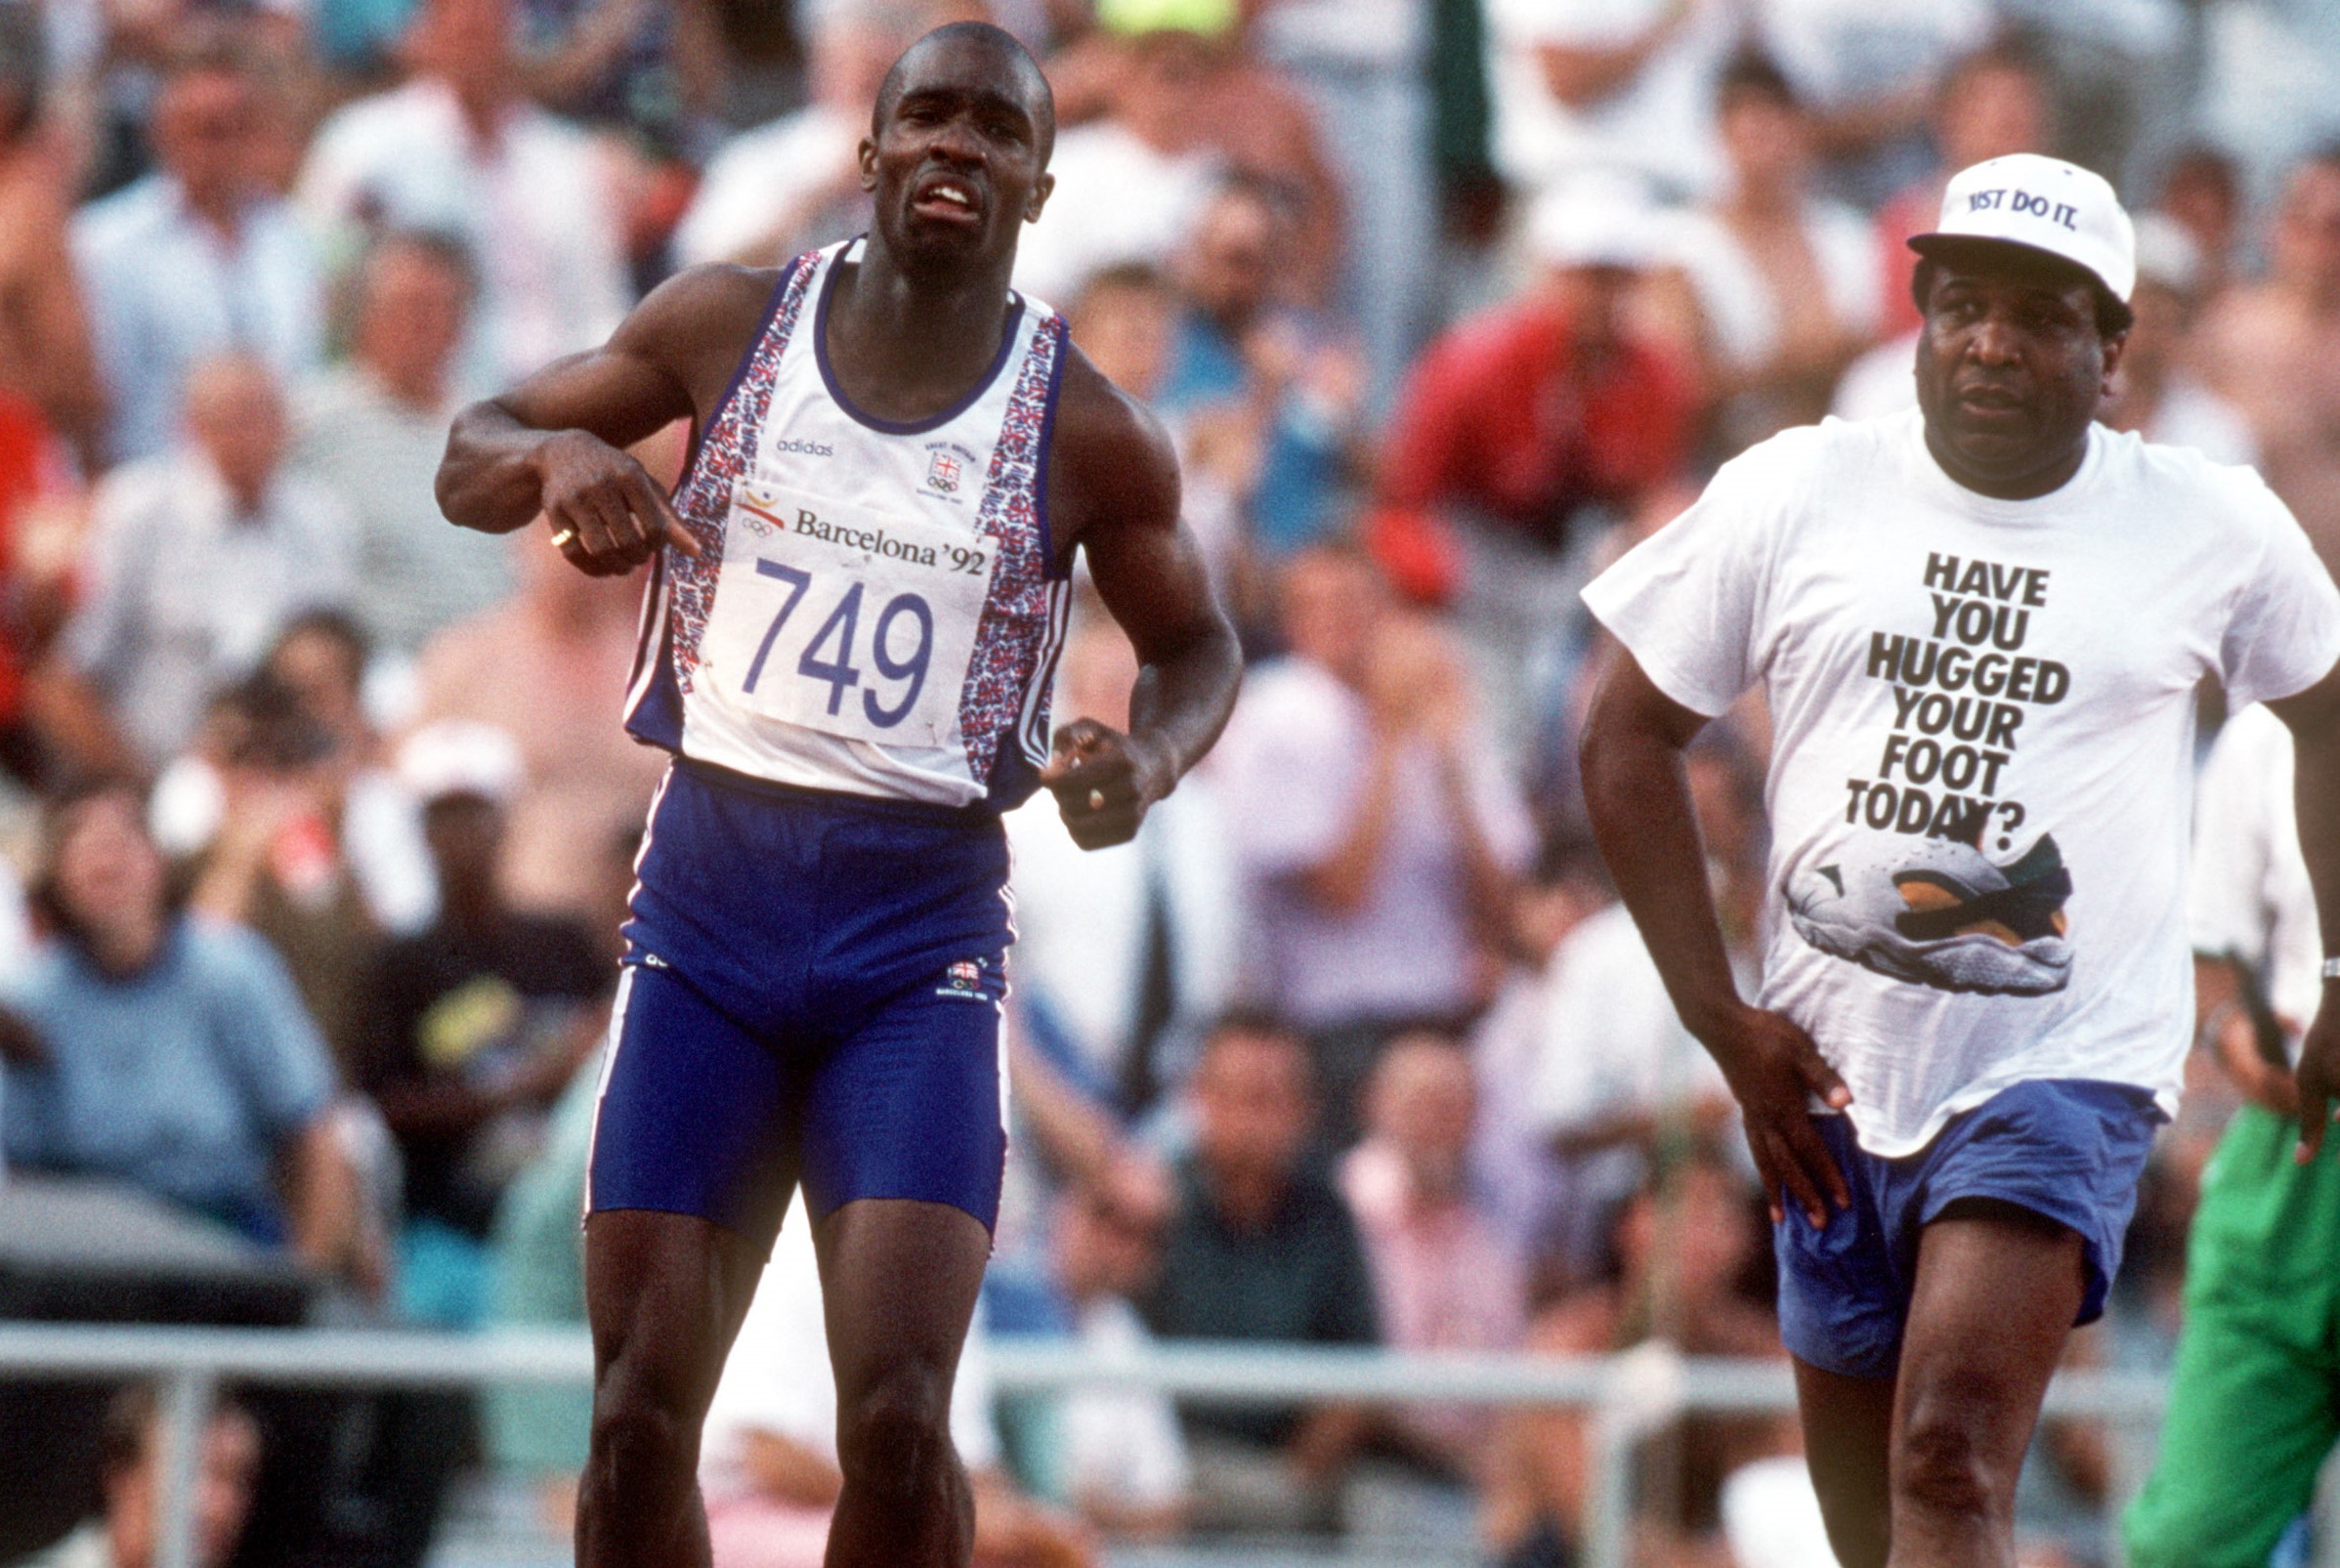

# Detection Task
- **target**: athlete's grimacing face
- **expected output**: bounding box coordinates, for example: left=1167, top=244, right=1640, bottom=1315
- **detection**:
left=862, top=38, right=1053, bottom=268
left=1914, top=252, right=2125, bottom=499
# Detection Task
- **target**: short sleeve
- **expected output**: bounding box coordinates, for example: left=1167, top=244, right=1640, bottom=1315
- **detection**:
left=2220, top=482, right=2340, bottom=709
left=1581, top=444, right=1788, bottom=717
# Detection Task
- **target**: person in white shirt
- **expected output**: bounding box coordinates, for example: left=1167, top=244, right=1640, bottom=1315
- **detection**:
left=292, top=231, right=517, bottom=659
left=59, top=355, right=354, bottom=768
left=1577, top=154, right=2340, bottom=1568
left=296, top=0, right=629, bottom=390
left=71, top=30, right=324, bottom=466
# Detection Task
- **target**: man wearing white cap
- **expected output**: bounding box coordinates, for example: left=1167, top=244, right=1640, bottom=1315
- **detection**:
left=1576, top=152, right=2340, bottom=1566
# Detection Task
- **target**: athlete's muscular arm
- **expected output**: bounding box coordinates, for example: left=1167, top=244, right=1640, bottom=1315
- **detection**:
left=1040, top=350, right=1242, bottom=850
left=1580, top=648, right=1851, bottom=1227
left=2269, top=659, right=2340, bottom=1158
left=436, top=265, right=774, bottom=576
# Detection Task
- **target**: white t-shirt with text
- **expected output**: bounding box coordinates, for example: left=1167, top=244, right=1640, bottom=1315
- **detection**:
left=1583, top=409, right=2340, bottom=1155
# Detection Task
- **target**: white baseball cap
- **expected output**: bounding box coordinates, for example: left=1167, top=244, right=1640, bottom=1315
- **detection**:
left=1909, top=153, right=2137, bottom=304
left=1528, top=177, right=1665, bottom=274
left=398, top=720, right=525, bottom=807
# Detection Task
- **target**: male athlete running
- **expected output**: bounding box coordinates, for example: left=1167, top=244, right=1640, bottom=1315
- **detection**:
left=1580, top=154, right=2340, bottom=1567
left=437, top=23, right=1240, bottom=1567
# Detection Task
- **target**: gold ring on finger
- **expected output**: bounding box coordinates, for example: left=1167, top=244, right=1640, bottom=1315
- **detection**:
left=1087, top=788, right=1105, bottom=811
left=549, top=527, right=578, bottom=549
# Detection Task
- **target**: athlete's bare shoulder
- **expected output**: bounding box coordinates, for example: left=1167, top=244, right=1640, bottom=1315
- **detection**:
left=1043, top=340, right=1180, bottom=560
left=616, top=263, right=794, bottom=416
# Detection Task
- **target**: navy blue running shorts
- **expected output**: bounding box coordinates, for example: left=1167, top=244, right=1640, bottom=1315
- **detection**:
left=1773, top=1078, right=2165, bottom=1380
left=587, top=760, right=1012, bottom=1251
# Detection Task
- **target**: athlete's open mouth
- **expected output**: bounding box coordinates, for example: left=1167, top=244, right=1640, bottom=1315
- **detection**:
left=911, top=173, right=984, bottom=224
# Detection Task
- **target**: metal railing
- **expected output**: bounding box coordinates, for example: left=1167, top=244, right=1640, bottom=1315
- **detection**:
left=0, top=1324, right=2170, bottom=1568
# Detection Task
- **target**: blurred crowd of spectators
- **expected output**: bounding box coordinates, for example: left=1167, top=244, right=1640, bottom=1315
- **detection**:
left=0, top=0, right=2336, bottom=1564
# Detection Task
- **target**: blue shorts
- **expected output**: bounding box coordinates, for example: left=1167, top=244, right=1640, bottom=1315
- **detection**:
left=1774, top=1079, right=2165, bottom=1380
left=587, top=761, right=1012, bottom=1251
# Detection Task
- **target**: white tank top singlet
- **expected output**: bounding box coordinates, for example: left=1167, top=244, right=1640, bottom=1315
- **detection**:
left=625, top=239, right=1074, bottom=810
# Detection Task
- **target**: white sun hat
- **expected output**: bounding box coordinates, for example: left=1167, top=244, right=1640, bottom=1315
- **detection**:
left=1909, top=152, right=2137, bottom=304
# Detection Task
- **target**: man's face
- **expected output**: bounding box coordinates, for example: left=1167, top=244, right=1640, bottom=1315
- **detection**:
left=359, top=245, right=468, bottom=392
left=154, top=69, right=256, bottom=206
left=1191, top=1032, right=1312, bottom=1189
left=863, top=37, right=1053, bottom=271
left=1184, top=192, right=1278, bottom=321
left=1913, top=252, right=2121, bottom=496
left=1939, top=63, right=2045, bottom=170
left=1280, top=549, right=1386, bottom=684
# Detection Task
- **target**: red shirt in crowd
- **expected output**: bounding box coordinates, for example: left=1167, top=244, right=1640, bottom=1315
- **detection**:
left=1367, top=300, right=1694, bottom=603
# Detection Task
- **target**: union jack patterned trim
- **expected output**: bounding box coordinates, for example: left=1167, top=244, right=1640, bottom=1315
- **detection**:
left=958, top=312, right=1068, bottom=781
left=666, top=251, right=821, bottom=689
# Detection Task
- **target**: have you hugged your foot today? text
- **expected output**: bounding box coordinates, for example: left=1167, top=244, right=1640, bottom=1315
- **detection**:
left=1845, top=551, right=2070, bottom=849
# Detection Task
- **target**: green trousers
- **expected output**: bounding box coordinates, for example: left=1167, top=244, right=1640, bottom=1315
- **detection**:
left=2123, top=1105, right=2340, bottom=1568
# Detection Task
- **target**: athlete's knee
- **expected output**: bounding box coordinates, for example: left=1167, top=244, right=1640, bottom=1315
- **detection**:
left=1893, top=1391, right=2017, bottom=1526
left=584, top=1355, right=704, bottom=1503
left=836, top=1358, right=957, bottom=1495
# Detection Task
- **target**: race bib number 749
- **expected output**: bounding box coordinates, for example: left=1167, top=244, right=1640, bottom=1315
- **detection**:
left=697, top=482, right=1000, bottom=750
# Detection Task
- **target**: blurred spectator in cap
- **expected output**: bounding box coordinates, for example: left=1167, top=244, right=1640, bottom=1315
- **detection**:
left=52, top=354, right=354, bottom=772
left=357, top=718, right=608, bottom=1328
left=0, top=2, right=102, bottom=469
left=1369, top=181, right=1693, bottom=597
left=0, top=778, right=368, bottom=1283
left=1365, top=178, right=1692, bottom=747
left=1481, top=0, right=1736, bottom=204
left=671, top=0, right=945, bottom=270
left=1338, top=1032, right=1525, bottom=1484
left=1140, top=1015, right=1379, bottom=1534
left=2101, top=214, right=2256, bottom=465
left=1157, top=176, right=1364, bottom=562
left=16, top=1383, right=263, bottom=1568
left=1869, top=39, right=2053, bottom=339
left=70, top=24, right=325, bottom=467
left=407, top=531, right=666, bottom=921
left=297, top=0, right=630, bottom=390
left=2191, top=145, right=2340, bottom=572
left=1667, top=52, right=1882, bottom=456
left=1213, top=544, right=1531, bottom=1146
left=292, top=232, right=517, bottom=660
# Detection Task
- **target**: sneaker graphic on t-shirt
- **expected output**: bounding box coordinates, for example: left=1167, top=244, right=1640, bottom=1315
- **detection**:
left=1789, top=832, right=2074, bottom=996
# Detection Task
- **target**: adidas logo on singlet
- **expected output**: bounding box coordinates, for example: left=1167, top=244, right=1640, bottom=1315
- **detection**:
left=770, top=438, right=834, bottom=458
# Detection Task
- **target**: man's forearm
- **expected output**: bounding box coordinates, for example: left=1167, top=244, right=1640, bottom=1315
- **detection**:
left=436, top=401, right=561, bottom=535
left=1127, top=612, right=1242, bottom=785
left=1582, top=716, right=1745, bottom=1043
left=2294, top=717, right=2340, bottom=967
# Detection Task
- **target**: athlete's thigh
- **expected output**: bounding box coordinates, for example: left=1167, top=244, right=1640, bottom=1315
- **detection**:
left=583, top=1207, right=768, bottom=1420
left=795, top=971, right=1008, bottom=1233
left=2121, top=1279, right=2340, bottom=1567
left=589, top=962, right=803, bottom=1252
left=1794, top=1358, right=1895, bottom=1568
left=1893, top=1200, right=2086, bottom=1480
left=811, top=1198, right=991, bottom=1408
